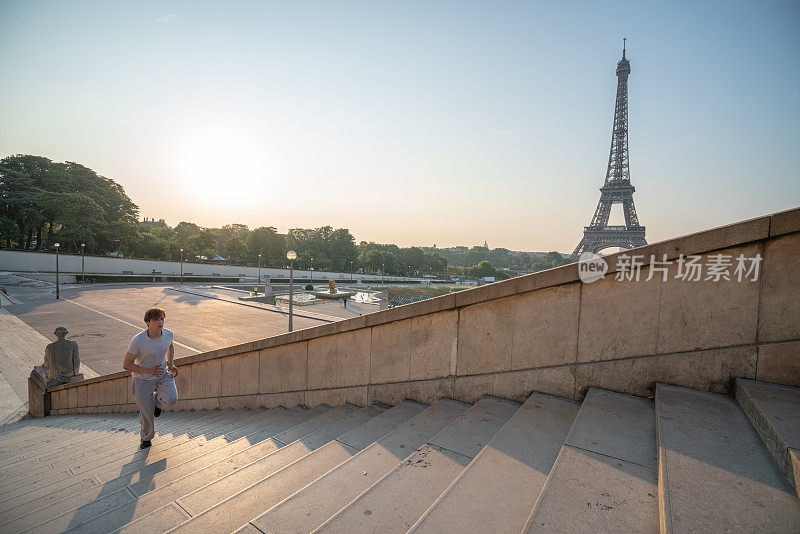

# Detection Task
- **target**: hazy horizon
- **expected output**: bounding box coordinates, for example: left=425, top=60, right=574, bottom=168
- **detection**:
left=2, top=1, right=798, bottom=252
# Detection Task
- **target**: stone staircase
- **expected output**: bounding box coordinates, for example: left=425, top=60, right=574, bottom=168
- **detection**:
left=0, top=380, right=797, bottom=534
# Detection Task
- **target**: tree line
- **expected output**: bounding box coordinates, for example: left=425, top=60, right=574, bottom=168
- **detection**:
left=1, top=154, right=569, bottom=278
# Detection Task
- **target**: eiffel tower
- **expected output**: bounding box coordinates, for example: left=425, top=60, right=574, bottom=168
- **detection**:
left=571, top=39, right=646, bottom=260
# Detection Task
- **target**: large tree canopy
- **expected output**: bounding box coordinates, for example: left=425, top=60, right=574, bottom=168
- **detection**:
left=0, top=155, right=139, bottom=252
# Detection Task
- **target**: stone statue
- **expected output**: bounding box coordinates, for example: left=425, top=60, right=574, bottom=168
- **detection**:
left=328, top=280, right=336, bottom=294
left=42, top=327, right=83, bottom=385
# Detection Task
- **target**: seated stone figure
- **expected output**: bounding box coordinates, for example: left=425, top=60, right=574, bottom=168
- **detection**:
left=42, top=327, right=83, bottom=385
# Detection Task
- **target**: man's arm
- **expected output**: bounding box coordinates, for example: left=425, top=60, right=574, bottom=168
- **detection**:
left=166, top=343, right=178, bottom=376
left=123, top=352, right=162, bottom=376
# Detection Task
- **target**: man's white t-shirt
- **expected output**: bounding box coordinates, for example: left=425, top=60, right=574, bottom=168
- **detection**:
left=127, top=328, right=173, bottom=380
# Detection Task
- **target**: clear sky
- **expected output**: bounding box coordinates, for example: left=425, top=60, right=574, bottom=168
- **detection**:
left=1, top=0, right=798, bottom=252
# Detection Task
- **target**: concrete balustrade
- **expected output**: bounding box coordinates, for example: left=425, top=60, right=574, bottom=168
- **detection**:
left=39, top=206, right=800, bottom=416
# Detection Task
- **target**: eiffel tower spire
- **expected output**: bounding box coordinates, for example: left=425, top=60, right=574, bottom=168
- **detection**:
left=571, top=41, right=646, bottom=259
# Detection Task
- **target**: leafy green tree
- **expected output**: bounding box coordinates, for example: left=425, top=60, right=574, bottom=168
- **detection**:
left=174, top=221, right=202, bottom=245
left=0, top=155, right=140, bottom=253
left=188, top=228, right=218, bottom=259
left=423, top=251, right=448, bottom=274
left=0, top=163, right=41, bottom=248
left=327, top=228, right=358, bottom=271
left=247, top=226, right=284, bottom=265
left=218, top=224, right=250, bottom=260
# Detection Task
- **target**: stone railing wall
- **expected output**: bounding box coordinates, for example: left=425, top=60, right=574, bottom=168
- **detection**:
left=42, top=207, right=800, bottom=415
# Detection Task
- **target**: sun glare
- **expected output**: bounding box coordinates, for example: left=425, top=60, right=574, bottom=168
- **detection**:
left=177, top=127, right=269, bottom=208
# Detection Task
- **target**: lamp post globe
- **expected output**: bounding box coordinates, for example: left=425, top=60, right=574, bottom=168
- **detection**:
left=54, top=243, right=60, bottom=299
left=286, top=250, right=297, bottom=331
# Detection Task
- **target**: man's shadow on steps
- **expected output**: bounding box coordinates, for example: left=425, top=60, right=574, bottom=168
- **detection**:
left=64, top=443, right=163, bottom=532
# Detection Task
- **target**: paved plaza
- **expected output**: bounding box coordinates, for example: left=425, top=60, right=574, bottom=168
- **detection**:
left=0, top=272, right=380, bottom=421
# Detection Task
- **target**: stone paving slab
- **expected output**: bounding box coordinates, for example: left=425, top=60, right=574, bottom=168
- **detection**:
left=527, top=446, right=658, bottom=534
left=523, top=388, right=658, bottom=534
left=656, top=383, right=800, bottom=533
left=428, top=396, right=519, bottom=458
left=411, top=392, right=579, bottom=534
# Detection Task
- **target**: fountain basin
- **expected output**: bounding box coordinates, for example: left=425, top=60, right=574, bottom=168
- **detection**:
left=310, top=290, right=356, bottom=300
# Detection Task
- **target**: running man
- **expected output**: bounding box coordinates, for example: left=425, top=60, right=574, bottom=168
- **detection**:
left=123, top=306, right=179, bottom=449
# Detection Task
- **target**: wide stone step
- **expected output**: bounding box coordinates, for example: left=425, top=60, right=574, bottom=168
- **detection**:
left=173, top=402, right=432, bottom=533
left=247, top=399, right=467, bottom=534
left=0, top=410, right=211, bottom=458
left=656, top=383, right=800, bottom=533
left=0, top=411, right=232, bottom=481
left=0, top=410, right=265, bottom=513
left=11, top=407, right=324, bottom=533
left=0, top=410, right=218, bottom=470
left=0, top=413, right=145, bottom=457
left=0, top=410, right=196, bottom=449
left=314, top=396, right=519, bottom=534
left=411, top=392, right=578, bottom=534
left=116, top=404, right=384, bottom=533
left=523, top=388, right=658, bottom=533
left=58, top=406, right=332, bottom=534
left=736, top=378, right=800, bottom=497
left=0, top=408, right=296, bottom=531
left=0, top=409, right=254, bottom=487
left=0, top=413, right=139, bottom=444
left=0, top=420, right=130, bottom=454
left=0, top=409, right=265, bottom=499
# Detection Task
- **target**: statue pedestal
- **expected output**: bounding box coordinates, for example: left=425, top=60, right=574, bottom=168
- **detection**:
left=28, top=367, right=50, bottom=418
left=28, top=366, right=84, bottom=417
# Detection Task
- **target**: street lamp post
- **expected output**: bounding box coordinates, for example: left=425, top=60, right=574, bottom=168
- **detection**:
left=258, top=253, right=262, bottom=285
left=310, top=258, right=313, bottom=285
left=287, top=250, right=297, bottom=331
left=80, top=243, right=85, bottom=283
left=350, top=261, right=354, bottom=282
left=54, top=243, right=60, bottom=299
left=180, top=248, right=184, bottom=284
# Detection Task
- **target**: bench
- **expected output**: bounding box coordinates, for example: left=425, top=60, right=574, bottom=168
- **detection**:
left=122, top=270, right=133, bottom=275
